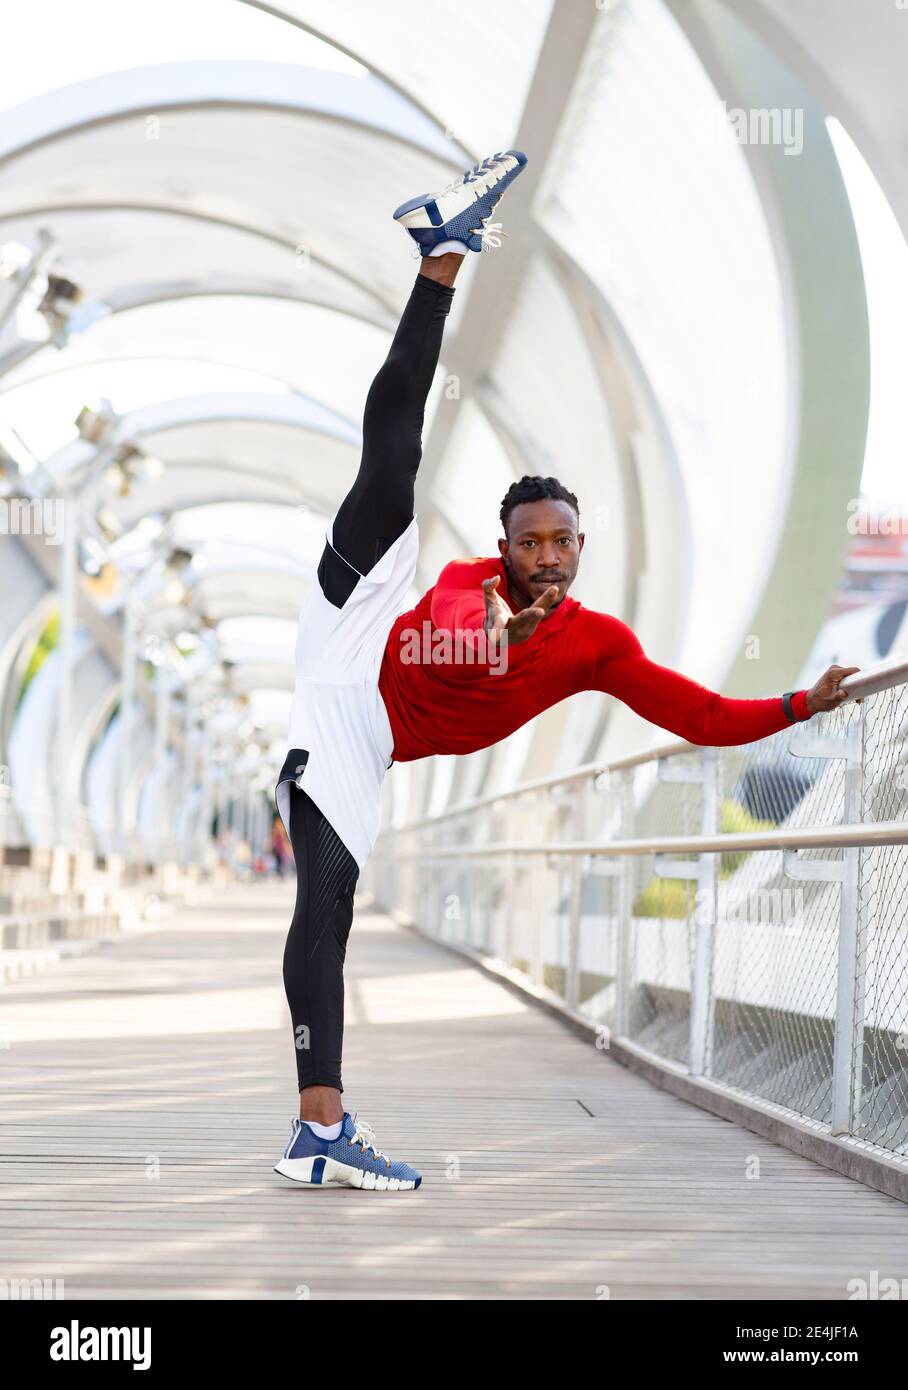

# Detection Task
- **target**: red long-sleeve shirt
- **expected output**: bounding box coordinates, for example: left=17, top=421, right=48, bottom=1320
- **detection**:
left=377, top=555, right=812, bottom=762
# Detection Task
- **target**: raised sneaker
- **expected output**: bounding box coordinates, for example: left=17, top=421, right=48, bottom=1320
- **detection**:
left=393, top=149, right=528, bottom=255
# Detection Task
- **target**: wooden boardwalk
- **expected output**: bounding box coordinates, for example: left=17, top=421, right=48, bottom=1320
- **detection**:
left=1, top=880, right=907, bottom=1300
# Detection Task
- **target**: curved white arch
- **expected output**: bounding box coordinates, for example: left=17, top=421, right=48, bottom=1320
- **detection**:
left=0, top=61, right=456, bottom=166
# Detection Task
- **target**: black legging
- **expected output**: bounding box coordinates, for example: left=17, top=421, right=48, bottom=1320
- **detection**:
left=283, top=783, right=360, bottom=1092
left=282, top=272, right=455, bottom=1094
left=330, top=273, right=454, bottom=572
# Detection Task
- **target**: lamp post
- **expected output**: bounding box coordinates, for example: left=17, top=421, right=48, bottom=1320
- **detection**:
left=152, top=666, right=171, bottom=864
left=116, top=593, right=138, bottom=859
left=55, top=488, right=77, bottom=850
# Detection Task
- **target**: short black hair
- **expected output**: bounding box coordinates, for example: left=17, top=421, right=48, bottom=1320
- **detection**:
left=500, top=475, right=580, bottom=539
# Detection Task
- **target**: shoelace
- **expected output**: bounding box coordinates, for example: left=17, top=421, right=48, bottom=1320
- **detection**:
left=410, top=215, right=508, bottom=260
left=350, top=1116, right=390, bottom=1166
left=470, top=217, right=507, bottom=251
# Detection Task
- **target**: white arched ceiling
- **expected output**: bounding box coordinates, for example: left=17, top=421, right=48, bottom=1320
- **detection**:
left=246, top=0, right=555, bottom=156
left=0, top=58, right=478, bottom=580
left=666, top=0, right=870, bottom=701
left=0, top=207, right=394, bottom=329
left=535, top=0, right=790, bottom=689
left=3, top=299, right=416, bottom=419
left=0, top=63, right=459, bottom=307
left=0, top=0, right=880, bottom=842
left=714, top=0, right=908, bottom=242
left=48, top=390, right=362, bottom=518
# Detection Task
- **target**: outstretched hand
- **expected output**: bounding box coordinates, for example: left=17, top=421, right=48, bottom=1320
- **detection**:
left=482, top=575, right=559, bottom=647
left=806, top=663, right=863, bottom=713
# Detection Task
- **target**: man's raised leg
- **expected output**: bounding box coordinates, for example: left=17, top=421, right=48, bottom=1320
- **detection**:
left=328, top=149, right=529, bottom=582
left=328, top=253, right=463, bottom=581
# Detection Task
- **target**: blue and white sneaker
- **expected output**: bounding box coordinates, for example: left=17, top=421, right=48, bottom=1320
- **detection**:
left=273, top=1112, right=422, bottom=1191
left=393, top=149, right=528, bottom=256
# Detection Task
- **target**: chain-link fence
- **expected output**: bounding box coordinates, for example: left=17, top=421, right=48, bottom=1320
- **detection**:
left=368, top=679, right=908, bottom=1165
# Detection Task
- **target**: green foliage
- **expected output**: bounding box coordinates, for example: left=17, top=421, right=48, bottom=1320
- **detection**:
left=17, top=608, right=59, bottom=708
left=718, top=797, right=776, bottom=875
left=631, top=797, right=776, bottom=918
left=632, top=876, right=692, bottom=920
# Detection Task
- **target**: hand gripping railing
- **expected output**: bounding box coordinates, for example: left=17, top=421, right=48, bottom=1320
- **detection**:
left=367, top=655, right=908, bottom=1177
left=840, top=655, right=908, bottom=700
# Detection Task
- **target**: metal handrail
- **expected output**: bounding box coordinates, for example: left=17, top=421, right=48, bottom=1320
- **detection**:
left=373, top=819, right=908, bottom=859
left=381, top=651, right=908, bottom=836
left=386, top=735, right=694, bottom=833
left=840, top=655, right=908, bottom=700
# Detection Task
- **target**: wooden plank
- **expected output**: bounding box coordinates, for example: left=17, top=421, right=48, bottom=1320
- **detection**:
left=1, top=881, right=907, bottom=1300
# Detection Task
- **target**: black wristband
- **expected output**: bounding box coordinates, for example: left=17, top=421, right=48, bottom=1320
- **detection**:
left=781, top=691, right=797, bottom=723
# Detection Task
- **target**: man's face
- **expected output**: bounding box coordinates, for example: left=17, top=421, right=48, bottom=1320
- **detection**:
left=498, top=499, right=584, bottom=613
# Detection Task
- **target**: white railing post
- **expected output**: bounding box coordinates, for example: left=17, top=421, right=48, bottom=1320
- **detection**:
left=614, top=768, right=635, bottom=1038
left=504, top=850, right=517, bottom=966
left=55, top=491, right=77, bottom=852
left=554, top=784, right=584, bottom=1010
left=532, top=852, right=545, bottom=988
left=784, top=718, right=865, bottom=1135
left=564, top=854, right=583, bottom=1009
left=653, top=747, right=719, bottom=1076
left=690, top=747, right=719, bottom=1077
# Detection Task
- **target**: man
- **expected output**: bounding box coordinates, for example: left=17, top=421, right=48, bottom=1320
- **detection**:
left=273, top=150, right=858, bottom=1191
